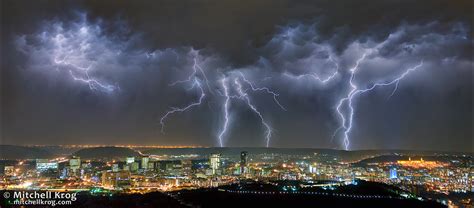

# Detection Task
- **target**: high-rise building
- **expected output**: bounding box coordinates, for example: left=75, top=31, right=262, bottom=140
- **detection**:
left=69, top=156, right=81, bottom=174
left=36, top=159, right=58, bottom=172
left=130, top=162, right=139, bottom=172
left=389, top=168, right=398, bottom=179
left=308, top=164, right=318, bottom=174
left=112, top=164, right=119, bottom=172
left=126, top=157, right=135, bottom=164
left=240, top=151, right=248, bottom=174
left=4, top=166, right=15, bottom=176
left=141, top=156, right=150, bottom=170
left=210, top=153, right=221, bottom=175
left=101, top=170, right=131, bottom=189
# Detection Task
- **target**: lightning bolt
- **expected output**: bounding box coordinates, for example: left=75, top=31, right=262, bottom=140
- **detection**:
left=236, top=71, right=286, bottom=111
left=160, top=78, right=206, bottom=133
left=282, top=55, right=339, bottom=84
left=216, top=72, right=283, bottom=147
left=160, top=51, right=212, bottom=134
left=169, top=57, right=212, bottom=92
left=54, top=56, right=118, bottom=92
left=334, top=52, right=423, bottom=150
left=217, top=77, right=231, bottom=147
left=334, top=53, right=368, bottom=149
left=159, top=51, right=283, bottom=147
left=234, top=77, right=273, bottom=147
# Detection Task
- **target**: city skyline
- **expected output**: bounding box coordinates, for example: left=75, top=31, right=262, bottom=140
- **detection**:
left=1, top=0, right=472, bottom=152
left=0, top=145, right=472, bottom=207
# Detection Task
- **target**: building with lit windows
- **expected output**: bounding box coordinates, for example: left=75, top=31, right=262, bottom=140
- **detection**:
left=240, top=151, right=248, bottom=174
left=210, top=153, right=221, bottom=175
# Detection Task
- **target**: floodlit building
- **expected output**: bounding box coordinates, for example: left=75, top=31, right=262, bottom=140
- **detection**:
left=210, top=153, right=221, bottom=175
left=36, top=159, right=58, bottom=172
left=126, top=156, right=135, bottom=164
left=101, top=170, right=131, bottom=189
left=69, top=156, right=81, bottom=174
left=240, top=151, right=248, bottom=175
left=389, top=168, right=398, bottom=179
left=4, top=166, right=15, bottom=176
left=141, top=156, right=150, bottom=170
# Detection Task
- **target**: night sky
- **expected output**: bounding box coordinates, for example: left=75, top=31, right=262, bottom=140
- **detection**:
left=1, top=0, right=472, bottom=151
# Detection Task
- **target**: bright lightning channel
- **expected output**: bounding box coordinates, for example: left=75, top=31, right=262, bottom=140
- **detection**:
left=334, top=53, right=423, bottom=150
left=160, top=53, right=211, bottom=134
left=54, top=56, right=117, bottom=92
left=217, top=77, right=231, bottom=147
left=159, top=78, right=206, bottom=133
left=234, top=77, right=273, bottom=147
left=282, top=55, right=339, bottom=84
left=236, top=71, right=286, bottom=111
left=216, top=72, right=284, bottom=147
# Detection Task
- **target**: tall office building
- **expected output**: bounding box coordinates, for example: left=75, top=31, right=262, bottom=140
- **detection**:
left=389, top=168, right=398, bottom=179
left=101, top=170, right=131, bottom=189
left=36, top=159, right=58, bottom=172
left=126, top=156, right=135, bottom=164
left=240, top=151, right=248, bottom=174
left=112, top=164, right=119, bottom=172
left=141, top=156, right=150, bottom=170
left=69, top=156, right=81, bottom=174
left=209, top=153, right=221, bottom=175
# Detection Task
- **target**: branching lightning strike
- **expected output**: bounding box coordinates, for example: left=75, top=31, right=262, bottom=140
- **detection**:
left=283, top=55, right=339, bottom=84
left=160, top=78, right=206, bottom=133
left=217, top=77, right=231, bottom=147
left=237, top=72, right=286, bottom=111
left=160, top=54, right=210, bottom=133
left=334, top=52, right=423, bottom=150
left=234, top=78, right=273, bottom=147
left=216, top=72, right=284, bottom=147
left=54, top=56, right=118, bottom=92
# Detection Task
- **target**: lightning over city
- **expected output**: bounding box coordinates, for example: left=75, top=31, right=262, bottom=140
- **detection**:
left=334, top=51, right=424, bottom=150
left=2, top=1, right=472, bottom=207
left=5, top=1, right=471, bottom=152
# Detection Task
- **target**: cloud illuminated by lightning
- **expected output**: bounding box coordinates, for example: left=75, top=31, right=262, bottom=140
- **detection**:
left=51, top=29, right=120, bottom=92
left=54, top=55, right=118, bottom=92
left=16, top=14, right=122, bottom=93
left=282, top=55, right=339, bottom=84
left=15, top=13, right=468, bottom=149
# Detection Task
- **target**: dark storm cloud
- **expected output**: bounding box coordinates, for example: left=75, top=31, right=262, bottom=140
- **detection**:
left=1, top=0, right=472, bottom=151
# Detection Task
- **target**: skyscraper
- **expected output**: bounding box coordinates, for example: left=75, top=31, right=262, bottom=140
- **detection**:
left=389, top=168, right=398, bottom=179
left=69, top=156, right=81, bottom=175
left=240, top=151, right=248, bottom=175
left=210, top=153, right=221, bottom=175
left=126, top=156, right=135, bottom=164
left=141, top=156, right=150, bottom=170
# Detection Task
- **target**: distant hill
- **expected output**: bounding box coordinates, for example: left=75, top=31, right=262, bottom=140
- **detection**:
left=355, top=154, right=468, bottom=166
left=73, top=146, right=141, bottom=160
left=0, top=145, right=55, bottom=159
left=140, top=147, right=455, bottom=162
